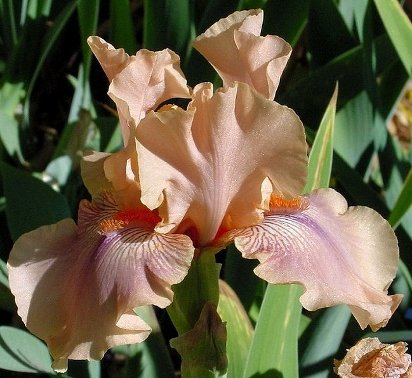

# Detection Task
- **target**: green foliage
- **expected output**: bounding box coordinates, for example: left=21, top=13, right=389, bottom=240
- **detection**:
left=0, top=0, right=411, bottom=376
left=0, top=326, right=55, bottom=374
left=218, top=280, right=254, bottom=377
left=374, top=0, right=412, bottom=75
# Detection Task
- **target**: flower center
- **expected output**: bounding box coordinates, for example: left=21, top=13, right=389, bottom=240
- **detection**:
left=98, top=208, right=161, bottom=234
left=267, top=194, right=309, bottom=214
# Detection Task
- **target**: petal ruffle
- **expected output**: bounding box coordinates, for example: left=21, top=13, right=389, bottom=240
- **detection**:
left=89, top=36, right=191, bottom=142
left=8, top=193, right=194, bottom=370
left=87, top=36, right=131, bottom=81
left=227, top=188, right=401, bottom=330
left=193, top=9, right=291, bottom=99
left=136, top=82, right=307, bottom=245
left=81, top=151, right=113, bottom=196
left=81, top=138, right=141, bottom=209
left=108, top=48, right=191, bottom=130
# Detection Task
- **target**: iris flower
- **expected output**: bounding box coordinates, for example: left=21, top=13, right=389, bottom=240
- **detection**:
left=8, top=9, right=401, bottom=372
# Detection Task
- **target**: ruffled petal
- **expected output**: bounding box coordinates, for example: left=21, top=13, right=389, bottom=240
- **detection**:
left=193, top=9, right=291, bottom=99
left=8, top=193, right=194, bottom=370
left=81, top=139, right=141, bottom=209
left=87, top=36, right=131, bottom=81
left=136, top=82, right=307, bottom=245
left=334, top=338, right=412, bottom=377
left=108, top=48, right=191, bottom=125
left=81, top=151, right=113, bottom=196
left=89, top=37, right=190, bottom=142
left=227, top=188, right=401, bottom=330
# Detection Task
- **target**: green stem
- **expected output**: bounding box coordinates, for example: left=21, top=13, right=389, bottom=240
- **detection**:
left=167, top=249, right=221, bottom=334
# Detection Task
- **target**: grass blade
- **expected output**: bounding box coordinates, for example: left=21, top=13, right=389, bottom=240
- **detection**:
left=306, top=83, right=338, bottom=190
left=388, top=168, right=412, bottom=229
left=110, top=0, right=137, bottom=54
left=374, top=0, right=412, bottom=75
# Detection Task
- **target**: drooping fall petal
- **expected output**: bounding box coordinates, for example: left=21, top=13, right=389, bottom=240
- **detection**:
left=226, top=188, right=401, bottom=330
left=7, top=193, right=194, bottom=371
left=193, top=9, right=291, bottom=100
left=136, top=82, right=307, bottom=245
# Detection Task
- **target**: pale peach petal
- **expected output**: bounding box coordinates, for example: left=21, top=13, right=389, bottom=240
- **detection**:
left=108, top=48, right=190, bottom=126
left=81, top=139, right=141, bottom=209
left=81, top=151, right=113, bottom=196
left=193, top=9, right=291, bottom=99
left=87, top=36, right=131, bottom=81
left=334, top=338, right=412, bottom=377
left=102, top=138, right=141, bottom=209
left=8, top=193, right=194, bottom=369
left=89, top=37, right=190, bottom=143
left=136, top=82, right=307, bottom=245
left=227, top=188, right=401, bottom=330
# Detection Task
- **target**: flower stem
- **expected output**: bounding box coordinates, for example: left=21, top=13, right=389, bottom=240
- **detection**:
left=167, top=248, right=220, bottom=334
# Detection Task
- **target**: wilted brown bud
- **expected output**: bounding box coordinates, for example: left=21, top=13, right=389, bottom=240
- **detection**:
left=334, top=337, right=412, bottom=377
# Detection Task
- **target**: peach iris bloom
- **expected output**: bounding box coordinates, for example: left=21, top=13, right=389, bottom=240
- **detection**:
left=7, top=9, right=401, bottom=372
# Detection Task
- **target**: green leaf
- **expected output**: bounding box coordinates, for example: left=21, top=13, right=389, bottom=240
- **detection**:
left=77, top=0, right=99, bottom=81
left=306, top=83, right=338, bottom=191
left=299, top=306, right=351, bottom=377
left=218, top=280, right=253, bottom=377
left=281, top=33, right=397, bottom=128
left=334, top=91, right=375, bottom=167
left=262, top=0, right=309, bottom=46
left=0, top=258, right=8, bottom=288
left=1, top=162, right=71, bottom=241
left=0, top=110, right=21, bottom=159
left=0, top=82, right=25, bottom=160
left=308, top=0, right=356, bottom=67
left=337, top=0, right=368, bottom=41
left=373, top=0, right=412, bottom=75
left=379, top=138, right=412, bottom=240
left=388, top=168, right=412, bottom=229
left=243, top=284, right=302, bottom=378
left=0, top=257, right=14, bottom=312
left=110, top=0, right=137, bottom=54
left=0, top=326, right=54, bottom=374
left=170, top=303, right=227, bottom=378
left=143, top=0, right=191, bottom=58
left=23, top=0, right=78, bottom=125
left=0, top=0, right=19, bottom=51
left=73, top=0, right=99, bottom=120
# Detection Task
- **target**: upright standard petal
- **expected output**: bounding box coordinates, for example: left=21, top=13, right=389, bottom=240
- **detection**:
left=81, top=137, right=141, bottom=210
left=87, top=36, right=131, bottom=81
left=8, top=193, right=194, bottom=371
left=89, top=37, right=191, bottom=142
left=108, top=48, right=191, bottom=132
left=193, top=9, right=291, bottom=99
left=136, top=82, right=307, bottom=245
left=225, top=188, right=401, bottom=330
